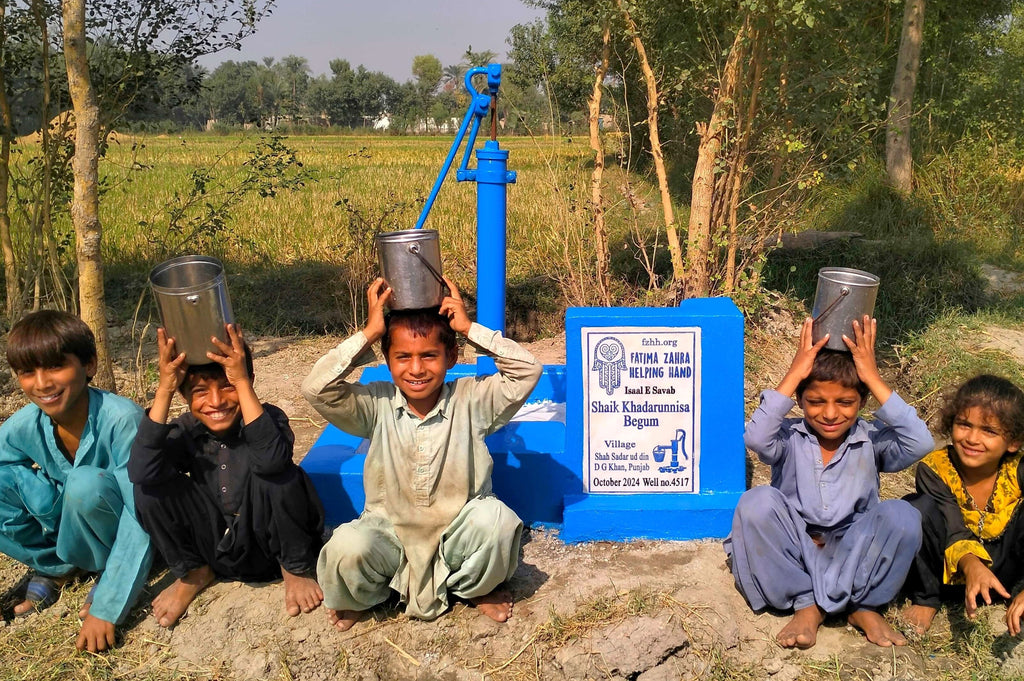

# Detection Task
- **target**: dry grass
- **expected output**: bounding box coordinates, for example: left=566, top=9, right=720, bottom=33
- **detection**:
left=0, top=555, right=217, bottom=681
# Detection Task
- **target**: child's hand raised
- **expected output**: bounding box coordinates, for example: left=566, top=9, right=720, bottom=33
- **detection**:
left=843, top=315, right=892, bottom=405
left=364, top=278, right=392, bottom=343
left=775, top=318, right=829, bottom=397
left=156, top=328, right=188, bottom=396
left=207, top=324, right=251, bottom=389
left=439, top=276, right=471, bottom=336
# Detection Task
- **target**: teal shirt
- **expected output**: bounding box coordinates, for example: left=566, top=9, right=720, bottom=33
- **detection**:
left=0, top=387, right=152, bottom=624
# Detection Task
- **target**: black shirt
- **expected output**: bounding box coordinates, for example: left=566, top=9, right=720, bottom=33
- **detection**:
left=128, top=404, right=294, bottom=519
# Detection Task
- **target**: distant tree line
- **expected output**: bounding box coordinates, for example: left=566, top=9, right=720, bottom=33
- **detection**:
left=3, top=30, right=554, bottom=134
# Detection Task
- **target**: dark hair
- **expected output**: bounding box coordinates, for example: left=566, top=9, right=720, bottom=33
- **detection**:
left=179, top=342, right=255, bottom=396
left=381, top=307, right=457, bottom=358
left=6, top=310, right=97, bottom=379
left=939, top=374, right=1024, bottom=443
left=795, top=349, right=869, bottom=401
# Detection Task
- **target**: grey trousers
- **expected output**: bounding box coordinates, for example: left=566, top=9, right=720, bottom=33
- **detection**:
left=318, top=496, right=522, bottom=619
left=726, top=485, right=922, bottom=614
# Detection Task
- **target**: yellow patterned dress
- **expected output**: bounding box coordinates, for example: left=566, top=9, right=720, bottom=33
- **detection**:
left=909, top=446, right=1024, bottom=599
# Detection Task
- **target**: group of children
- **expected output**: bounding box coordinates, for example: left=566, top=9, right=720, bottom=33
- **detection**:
left=0, top=276, right=540, bottom=651
left=1, top=277, right=1022, bottom=654
left=727, top=315, right=1024, bottom=649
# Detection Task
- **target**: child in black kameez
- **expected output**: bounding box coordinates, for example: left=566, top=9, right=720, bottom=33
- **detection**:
left=129, top=324, right=325, bottom=627
left=903, top=375, right=1024, bottom=635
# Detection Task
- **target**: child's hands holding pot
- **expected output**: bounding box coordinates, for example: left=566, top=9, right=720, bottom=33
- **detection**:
left=440, top=277, right=471, bottom=336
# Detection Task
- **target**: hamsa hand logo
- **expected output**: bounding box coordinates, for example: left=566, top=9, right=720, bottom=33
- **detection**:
left=592, top=337, right=626, bottom=395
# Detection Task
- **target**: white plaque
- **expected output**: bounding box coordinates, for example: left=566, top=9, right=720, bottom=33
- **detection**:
left=582, top=327, right=701, bottom=493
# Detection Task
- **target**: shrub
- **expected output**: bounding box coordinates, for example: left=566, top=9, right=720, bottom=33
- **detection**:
left=762, top=238, right=987, bottom=346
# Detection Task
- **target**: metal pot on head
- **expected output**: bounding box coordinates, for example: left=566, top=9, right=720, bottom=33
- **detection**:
left=149, top=255, right=234, bottom=365
left=375, top=229, right=445, bottom=310
left=811, top=267, right=880, bottom=351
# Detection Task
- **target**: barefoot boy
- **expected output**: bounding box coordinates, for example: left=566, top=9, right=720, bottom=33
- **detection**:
left=129, top=324, right=325, bottom=627
left=725, top=316, right=933, bottom=649
left=302, top=278, right=542, bottom=630
left=0, top=311, right=151, bottom=652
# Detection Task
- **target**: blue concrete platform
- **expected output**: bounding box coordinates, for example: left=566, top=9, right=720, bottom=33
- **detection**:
left=561, top=298, right=745, bottom=542
left=301, top=362, right=578, bottom=528
left=561, top=491, right=744, bottom=542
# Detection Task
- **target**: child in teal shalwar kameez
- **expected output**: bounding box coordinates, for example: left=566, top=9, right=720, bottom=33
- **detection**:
left=0, top=311, right=151, bottom=652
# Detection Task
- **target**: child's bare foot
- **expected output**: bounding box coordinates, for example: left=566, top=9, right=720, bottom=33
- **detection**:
left=282, top=569, right=323, bottom=616
left=902, top=604, right=937, bottom=634
left=776, top=604, right=825, bottom=648
left=326, top=607, right=363, bottom=631
left=470, top=587, right=514, bottom=623
left=848, top=608, right=907, bottom=646
left=151, top=565, right=215, bottom=628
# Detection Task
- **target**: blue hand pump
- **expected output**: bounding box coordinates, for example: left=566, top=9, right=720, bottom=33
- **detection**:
left=411, top=63, right=516, bottom=343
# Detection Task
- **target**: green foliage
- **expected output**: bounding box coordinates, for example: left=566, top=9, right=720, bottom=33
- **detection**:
left=134, top=134, right=313, bottom=262
left=1, top=0, right=276, bottom=134
left=799, top=160, right=935, bottom=239
left=507, top=12, right=595, bottom=120
left=411, top=54, right=443, bottom=93
left=915, top=137, right=1024, bottom=263
left=918, top=0, right=1023, bottom=147
left=762, top=169, right=989, bottom=347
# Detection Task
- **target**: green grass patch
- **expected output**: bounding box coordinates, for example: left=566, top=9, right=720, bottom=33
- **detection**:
left=762, top=238, right=987, bottom=347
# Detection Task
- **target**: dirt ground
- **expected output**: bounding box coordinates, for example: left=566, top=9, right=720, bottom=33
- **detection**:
left=4, top=322, right=1024, bottom=680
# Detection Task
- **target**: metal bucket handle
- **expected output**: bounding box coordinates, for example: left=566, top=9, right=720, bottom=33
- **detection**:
left=408, top=242, right=449, bottom=295
left=812, top=286, right=850, bottom=323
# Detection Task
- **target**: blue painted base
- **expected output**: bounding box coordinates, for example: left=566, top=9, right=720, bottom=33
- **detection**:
left=561, top=298, right=746, bottom=543
left=560, top=492, right=742, bottom=543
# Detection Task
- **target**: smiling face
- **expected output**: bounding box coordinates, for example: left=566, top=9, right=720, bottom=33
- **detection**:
left=798, top=379, right=866, bottom=450
left=951, top=406, right=1020, bottom=476
left=185, top=374, right=242, bottom=435
left=385, top=323, right=457, bottom=418
left=16, top=354, right=96, bottom=426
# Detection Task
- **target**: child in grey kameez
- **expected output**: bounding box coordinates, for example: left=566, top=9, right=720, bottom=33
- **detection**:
left=302, top=278, right=542, bottom=625
left=725, top=316, right=934, bottom=648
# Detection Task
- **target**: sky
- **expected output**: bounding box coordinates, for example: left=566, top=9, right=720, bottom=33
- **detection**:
left=195, top=0, right=548, bottom=81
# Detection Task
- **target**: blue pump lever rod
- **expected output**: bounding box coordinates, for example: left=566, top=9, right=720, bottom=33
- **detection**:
left=411, top=64, right=516, bottom=339
left=411, top=67, right=493, bottom=231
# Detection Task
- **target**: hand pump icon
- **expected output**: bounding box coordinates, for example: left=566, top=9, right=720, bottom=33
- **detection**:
left=653, top=429, right=689, bottom=474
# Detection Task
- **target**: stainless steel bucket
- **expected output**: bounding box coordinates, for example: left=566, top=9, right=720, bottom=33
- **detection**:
left=811, top=267, right=880, bottom=351
left=375, top=229, right=444, bottom=310
left=149, top=255, right=234, bottom=364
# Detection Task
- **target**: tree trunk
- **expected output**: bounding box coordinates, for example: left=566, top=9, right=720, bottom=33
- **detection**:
left=886, top=0, right=925, bottom=194
left=617, top=0, right=686, bottom=298
left=686, top=18, right=749, bottom=299
left=725, top=26, right=764, bottom=294
left=588, top=21, right=612, bottom=307
left=0, top=0, right=20, bottom=319
left=63, top=0, right=115, bottom=391
left=34, top=0, right=69, bottom=312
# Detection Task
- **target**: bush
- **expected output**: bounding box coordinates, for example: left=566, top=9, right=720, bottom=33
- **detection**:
left=916, top=138, right=1024, bottom=264
left=762, top=238, right=987, bottom=346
